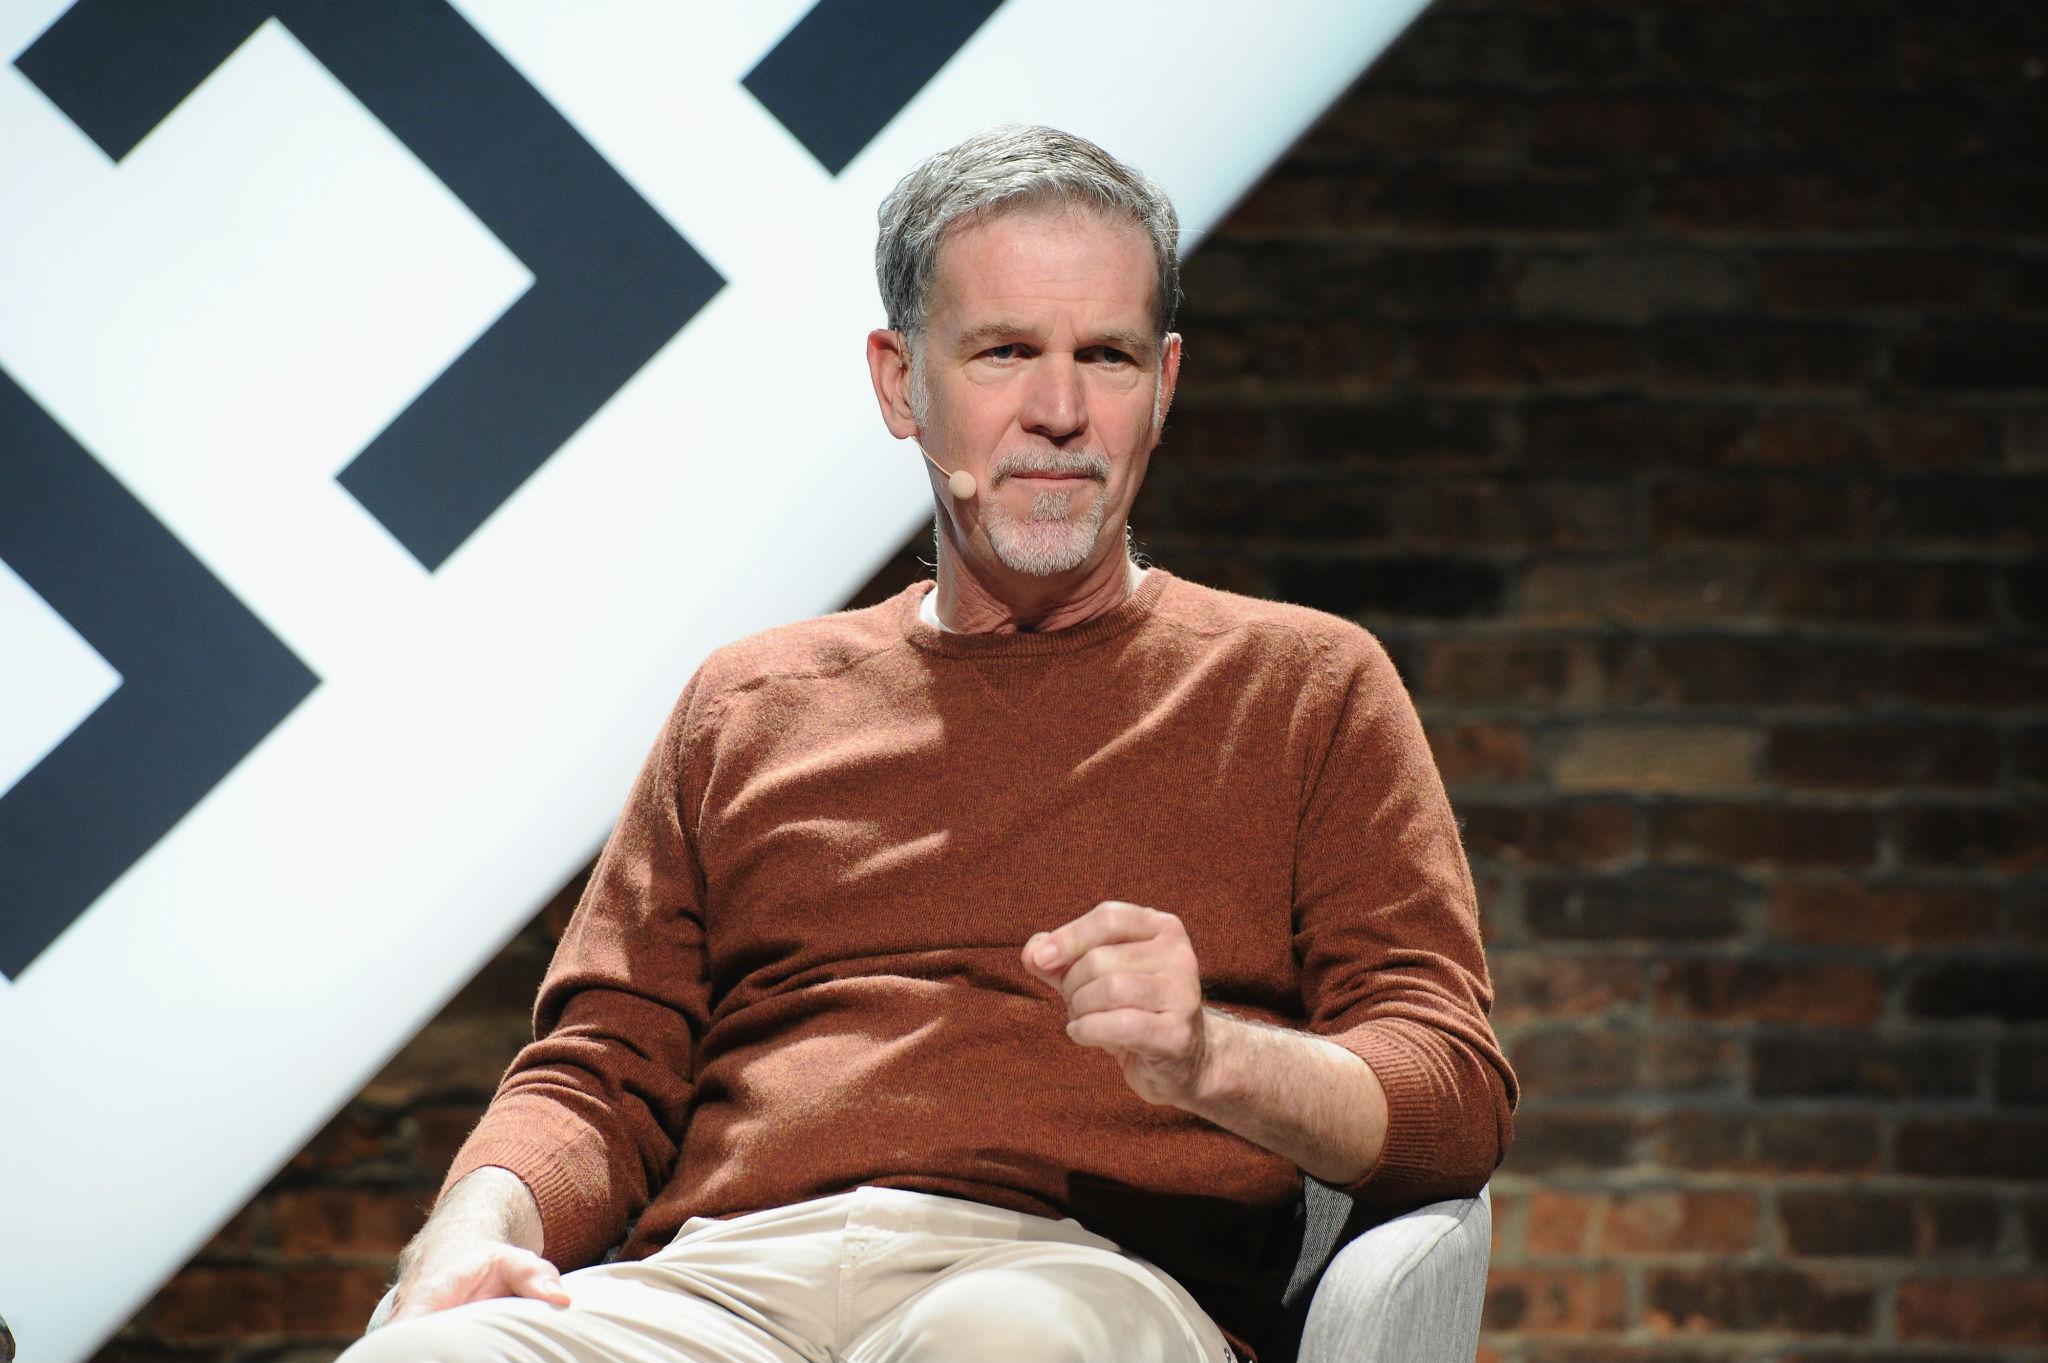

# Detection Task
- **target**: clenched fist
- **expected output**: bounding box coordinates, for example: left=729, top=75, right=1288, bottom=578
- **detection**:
left=1024, top=900, right=1212, bottom=1107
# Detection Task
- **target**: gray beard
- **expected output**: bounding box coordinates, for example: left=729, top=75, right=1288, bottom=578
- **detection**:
left=980, top=450, right=1112, bottom=576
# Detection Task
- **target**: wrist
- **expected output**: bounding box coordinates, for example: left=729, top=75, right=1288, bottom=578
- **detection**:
left=1188, top=1007, right=1250, bottom=1110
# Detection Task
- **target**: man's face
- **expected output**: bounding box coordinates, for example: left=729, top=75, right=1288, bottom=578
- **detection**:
left=911, top=204, right=1180, bottom=580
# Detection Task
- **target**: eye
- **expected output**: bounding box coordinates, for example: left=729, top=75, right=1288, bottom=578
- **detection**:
left=1086, top=346, right=1135, bottom=366
left=984, top=343, right=1024, bottom=362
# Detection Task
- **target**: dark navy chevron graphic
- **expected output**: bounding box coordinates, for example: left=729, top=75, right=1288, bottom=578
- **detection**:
left=745, top=0, right=1006, bottom=175
left=0, top=368, right=319, bottom=979
left=17, top=0, right=725, bottom=572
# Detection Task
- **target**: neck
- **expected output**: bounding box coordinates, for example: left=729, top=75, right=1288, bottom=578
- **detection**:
left=932, top=541, right=1141, bottom=635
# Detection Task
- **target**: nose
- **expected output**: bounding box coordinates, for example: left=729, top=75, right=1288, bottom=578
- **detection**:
left=1018, top=353, right=1085, bottom=443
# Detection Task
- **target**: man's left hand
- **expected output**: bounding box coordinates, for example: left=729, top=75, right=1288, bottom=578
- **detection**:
left=1024, top=901, right=1211, bottom=1108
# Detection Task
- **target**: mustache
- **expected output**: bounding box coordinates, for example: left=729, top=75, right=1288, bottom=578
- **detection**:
left=989, top=450, right=1111, bottom=484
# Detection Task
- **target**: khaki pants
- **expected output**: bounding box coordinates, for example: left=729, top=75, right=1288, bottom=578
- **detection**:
left=339, top=1187, right=1232, bottom=1363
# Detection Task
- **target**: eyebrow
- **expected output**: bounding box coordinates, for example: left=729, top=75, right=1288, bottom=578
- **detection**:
left=951, top=321, right=1157, bottom=360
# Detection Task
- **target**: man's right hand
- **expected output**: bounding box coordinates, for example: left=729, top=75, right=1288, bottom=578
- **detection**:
left=378, top=1166, right=571, bottom=1328
left=384, top=1242, right=571, bottom=1323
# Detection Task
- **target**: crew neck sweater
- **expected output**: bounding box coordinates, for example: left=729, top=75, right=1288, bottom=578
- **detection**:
left=447, top=569, right=1514, bottom=1352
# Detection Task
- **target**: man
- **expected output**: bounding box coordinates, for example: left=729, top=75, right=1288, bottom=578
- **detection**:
left=343, top=125, right=1513, bottom=1363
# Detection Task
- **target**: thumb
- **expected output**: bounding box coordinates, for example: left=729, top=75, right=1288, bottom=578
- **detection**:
left=511, top=1255, right=572, bottom=1308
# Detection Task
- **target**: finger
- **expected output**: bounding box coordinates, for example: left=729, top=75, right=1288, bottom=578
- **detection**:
left=510, top=1255, right=572, bottom=1308
left=1048, top=940, right=1157, bottom=1003
left=1066, top=969, right=1182, bottom=1020
left=1030, top=901, right=1164, bottom=974
left=1065, top=1007, right=1171, bottom=1054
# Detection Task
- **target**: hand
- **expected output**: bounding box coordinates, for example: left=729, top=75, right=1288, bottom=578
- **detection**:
left=382, top=1240, right=571, bottom=1326
left=1023, top=900, right=1211, bottom=1107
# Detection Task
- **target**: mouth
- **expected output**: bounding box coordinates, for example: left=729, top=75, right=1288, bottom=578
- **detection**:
left=1004, top=470, right=1103, bottom=486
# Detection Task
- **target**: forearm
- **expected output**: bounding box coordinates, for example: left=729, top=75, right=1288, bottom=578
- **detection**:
left=1184, top=1009, right=1388, bottom=1187
left=404, top=1165, right=545, bottom=1265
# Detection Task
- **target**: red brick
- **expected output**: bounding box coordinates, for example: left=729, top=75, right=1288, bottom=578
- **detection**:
left=1519, top=559, right=1759, bottom=628
left=1897, top=1278, right=2048, bottom=1346
left=1279, top=399, right=1501, bottom=470
left=1880, top=408, right=1990, bottom=468
left=1525, top=1191, right=1599, bottom=1257
left=1412, top=324, right=1643, bottom=391
left=1457, top=802, right=1638, bottom=868
left=1645, top=637, right=1884, bottom=709
left=1651, top=479, right=1878, bottom=547
left=1892, top=475, right=2048, bottom=548
left=1429, top=721, right=1533, bottom=785
left=272, top=1188, right=423, bottom=1257
left=1654, top=959, right=1884, bottom=1027
left=285, top=1107, right=412, bottom=1178
left=1653, top=8, right=1896, bottom=88
left=1904, top=960, right=2048, bottom=1023
left=1650, top=322, right=1878, bottom=393
left=1482, top=1267, right=1628, bottom=1334
left=1896, top=1117, right=2048, bottom=1179
left=1544, top=720, right=1762, bottom=794
left=1650, top=802, right=1878, bottom=871
left=1511, top=1028, right=1737, bottom=1100
left=1510, top=1111, right=1640, bottom=1175
left=1759, top=252, right=1985, bottom=315
left=1754, top=409, right=1873, bottom=467
left=359, top=1013, right=535, bottom=1107
left=1751, top=1032, right=1980, bottom=1101
left=1644, top=1266, right=1874, bottom=1335
left=1893, top=804, right=2048, bottom=872
left=1193, top=317, right=1400, bottom=392
left=1524, top=402, right=1749, bottom=469
left=1762, top=561, right=1997, bottom=628
left=1599, top=1190, right=1758, bottom=1256
left=1898, top=643, right=2048, bottom=709
left=281, top=1264, right=392, bottom=1336
left=1898, top=327, right=2048, bottom=392
left=1150, top=401, right=1270, bottom=468
left=1526, top=868, right=1755, bottom=941
left=1297, top=92, right=1522, bottom=162
left=1778, top=1189, right=1916, bottom=1258
left=193, top=1202, right=268, bottom=1260
left=1766, top=721, right=1998, bottom=790
left=1653, top=173, right=1899, bottom=234
left=142, top=1266, right=283, bottom=1342
left=1766, top=94, right=1995, bottom=165
left=1531, top=97, right=1738, bottom=158
left=411, top=1103, right=489, bottom=1180
left=1997, top=1038, right=2048, bottom=1105
left=1419, top=637, right=1634, bottom=708
left=1769, top=880, right=1999, bottom=947
left=1645, top=1111, right=1880, bottom=1175
left=1492, top=951, right=1644, bottom=1024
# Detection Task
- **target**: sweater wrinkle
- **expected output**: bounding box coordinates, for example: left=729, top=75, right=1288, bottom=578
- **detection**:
left=444, top=569, right=1513, bottom=1357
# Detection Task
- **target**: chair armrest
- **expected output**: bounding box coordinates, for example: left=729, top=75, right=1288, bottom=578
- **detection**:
left=1296, top=1186, right=1491, bottom=1363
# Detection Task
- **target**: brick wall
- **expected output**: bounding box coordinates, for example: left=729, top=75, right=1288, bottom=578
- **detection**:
left=92, top=2, right=2045, bottom=1359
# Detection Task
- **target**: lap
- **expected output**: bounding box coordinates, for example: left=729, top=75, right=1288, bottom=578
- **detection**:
left=338, top=1190, right=1226, bottom=1363
left=335, top=1268, right=815, bottom=1363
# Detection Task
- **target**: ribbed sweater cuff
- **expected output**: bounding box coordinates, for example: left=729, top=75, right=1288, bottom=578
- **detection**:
left=1327, top=1023, right=1446, bottom=1205
left=441, top=1101, right=623, bottom=1269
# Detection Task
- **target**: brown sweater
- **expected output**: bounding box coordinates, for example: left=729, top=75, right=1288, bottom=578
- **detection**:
left=447, top=570, right=1514, bottom=1348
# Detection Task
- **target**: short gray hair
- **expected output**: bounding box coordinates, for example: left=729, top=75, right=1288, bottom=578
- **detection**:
left=876, top=125, right=1181, bottom=343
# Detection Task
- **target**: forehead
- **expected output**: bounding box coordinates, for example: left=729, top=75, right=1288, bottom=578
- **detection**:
left=927, top=204, right=1155, bottom=331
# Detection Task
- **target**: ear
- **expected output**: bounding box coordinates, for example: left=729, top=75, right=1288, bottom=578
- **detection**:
left=867, top=328, right=921, bottom=439
left=1149, top=332, right=1182, bottom=444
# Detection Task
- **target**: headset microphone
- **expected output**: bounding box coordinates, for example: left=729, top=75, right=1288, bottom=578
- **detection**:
left=915, top=439, right=978, bottom=500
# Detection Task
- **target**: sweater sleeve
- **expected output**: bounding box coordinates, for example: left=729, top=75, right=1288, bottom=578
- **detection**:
left=440, top=676, right=713, bottom=1267
left=1293, top=630, right=1517, bottom=1209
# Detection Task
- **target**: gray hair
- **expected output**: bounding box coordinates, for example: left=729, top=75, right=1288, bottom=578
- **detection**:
left=876, top=125, right=1181, bottom=344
